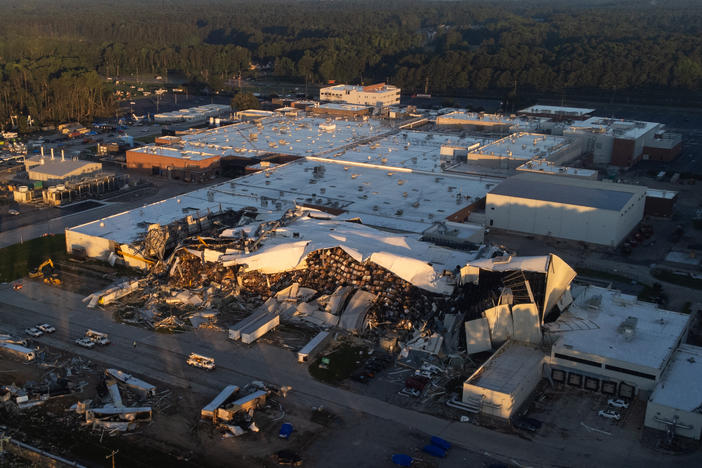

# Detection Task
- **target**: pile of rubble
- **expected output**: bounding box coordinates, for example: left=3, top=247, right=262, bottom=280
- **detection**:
left=90, top=210, right=487, bottom=345
left=201, top=381, right=291, bottom=439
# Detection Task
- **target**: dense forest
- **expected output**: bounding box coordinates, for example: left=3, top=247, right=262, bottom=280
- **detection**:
left=1, top=0, right=701, bottom=126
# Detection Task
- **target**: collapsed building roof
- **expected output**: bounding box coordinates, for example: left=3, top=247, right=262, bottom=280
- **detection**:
left=219, top=215, right=487, bottom=294
left=461, top=253, right=576, bottom=323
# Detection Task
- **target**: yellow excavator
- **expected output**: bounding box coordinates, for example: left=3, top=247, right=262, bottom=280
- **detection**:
left=28, top=259, right=62, bottom=285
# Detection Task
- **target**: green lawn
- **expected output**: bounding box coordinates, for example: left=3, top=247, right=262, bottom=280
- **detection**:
left=0, top=234, right=68, bottom=282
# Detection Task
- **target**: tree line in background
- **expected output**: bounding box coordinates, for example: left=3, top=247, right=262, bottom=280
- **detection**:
left=0, top=0, right=701, bottom=125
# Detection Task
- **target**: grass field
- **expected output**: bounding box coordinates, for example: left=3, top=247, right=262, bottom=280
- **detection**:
left=0, top=234, right=67, bottom=282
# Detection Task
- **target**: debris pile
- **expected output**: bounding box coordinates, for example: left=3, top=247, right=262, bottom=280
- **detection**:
left=201, top=381, right=290, bottom=439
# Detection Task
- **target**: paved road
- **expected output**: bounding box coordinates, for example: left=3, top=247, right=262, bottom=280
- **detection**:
left=1, top=281, right=699, bottom=468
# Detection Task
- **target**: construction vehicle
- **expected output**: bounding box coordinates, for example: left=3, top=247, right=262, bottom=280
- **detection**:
left=28, top=259, right=62, bottom=285
left=187, top=353, right=215, bottom=370
left=85, top=329, right=110, bottom=345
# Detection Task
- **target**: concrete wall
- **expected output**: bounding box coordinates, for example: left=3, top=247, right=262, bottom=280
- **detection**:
left=65, top=228, right=115, bottom=260
left=645, top=401, right=702, bottom=440
left=486, top=187, right=645, bottom=247
left=487, top=194, right=619, bottom=246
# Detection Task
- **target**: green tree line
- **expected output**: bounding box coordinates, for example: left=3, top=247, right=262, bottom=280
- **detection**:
left=0, top=0, right=701, bottom=126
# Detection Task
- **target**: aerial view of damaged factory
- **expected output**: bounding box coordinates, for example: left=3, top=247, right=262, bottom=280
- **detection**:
left=2, top=95, right=702, bottom=468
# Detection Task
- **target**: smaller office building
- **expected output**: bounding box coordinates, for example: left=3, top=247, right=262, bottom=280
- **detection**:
left=645, top=344, right=702, bottom=440
left=486, top=173, right=646, bottom=247
left=319, top=83, right=400, bottom=108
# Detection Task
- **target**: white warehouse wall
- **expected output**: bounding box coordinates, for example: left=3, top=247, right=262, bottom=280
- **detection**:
left=486, top=194, right=623, bottom=246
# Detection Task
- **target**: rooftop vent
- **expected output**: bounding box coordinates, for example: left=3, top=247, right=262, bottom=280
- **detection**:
left=617, top=316, right=638, bottom=341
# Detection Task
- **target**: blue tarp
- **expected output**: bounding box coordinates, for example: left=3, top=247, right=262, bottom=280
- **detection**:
left=422, top=444, right=446, bottom=458
left=279, top=422, right=293, bottom=439
left=391, top=454, right=413, bottom=466
left=430, top=436, right=451, bottom=451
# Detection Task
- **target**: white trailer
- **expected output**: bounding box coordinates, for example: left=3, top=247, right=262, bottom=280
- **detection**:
left=240, top=314, right=280, bottom=344
left=297, top=331, right=332, bottom=363
left=0, top=342, right=36, bottom=361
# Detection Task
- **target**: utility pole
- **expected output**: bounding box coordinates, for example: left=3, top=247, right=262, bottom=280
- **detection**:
left=106, top=449, right=119, bottom=468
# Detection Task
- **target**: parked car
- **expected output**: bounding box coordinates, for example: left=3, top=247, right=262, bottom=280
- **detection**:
left=12, top=281, right=23, bottom=291
left=608, top=398, right=629, bottom=409
left=25, top=327, right=43, bottom=337
left=37, top=323, right=56, bottom=333
left=75, top=338, right=95, bottom=349
left=598, top=409, right=621, bottom=420
left=8, top=209, right=19, bottom=216
left=513, top=417, right=543, bottom=432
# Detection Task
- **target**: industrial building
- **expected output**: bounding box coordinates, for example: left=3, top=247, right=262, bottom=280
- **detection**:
left=463, top=133, right=582, bottom=169
left=24, top=154, right=103, bottom=183
left=644, top=189, right=678, bottom=218
left=462, top=283, right=692, bottom=423
left=516, top=160, right=598, bottom=179
left=126, top=144, right=222, bottom=182
left=546, top=285, right=691, bottom=396
left=518, top=105, right=595, bottom=121
left=645, top=344, right=702, bottom=440
left=153, top=104, right=231, bottom=124
left=486, top=173, right=647, bottom=246
left=308, top=103, right=372, bottom=118
left=564, top=117, right=680, bottom=167
left=319, top=83, right=400, bottom=108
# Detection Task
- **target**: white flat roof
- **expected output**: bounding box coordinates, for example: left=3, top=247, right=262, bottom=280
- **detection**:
left=69, top=156, right=498, bottom=243
left=646, top=189, right=678, bottom=199
left=490, top=173, right=644, bottom=211
left=318, top=130, right=486, bottom=172
left=650, top=344, right=702, bottom=411
left=467, top=341, right=545, bottom=394
left=550, top=286, right=690, bottom=370
left=517, top=160, right=598, bottom=178
left=438, top=111, right=515, bottom=125
left=519, top=105, right=595, bottom=116
left=26, top=156, right=101, bottom=177
left=130, top=116, right=393, bottom=162
left=318, top=103, right=371, bottom=111
left=229, top=158, right=500, bottom=232
left=68, top=181, right=291, bottom=244
left=472, top=133, right=572, bottom=160
left=568, top=117, right=661, bottom=140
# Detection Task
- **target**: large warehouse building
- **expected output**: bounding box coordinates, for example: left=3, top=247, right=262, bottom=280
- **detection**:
left=485, top=173, right=646, bottom=246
